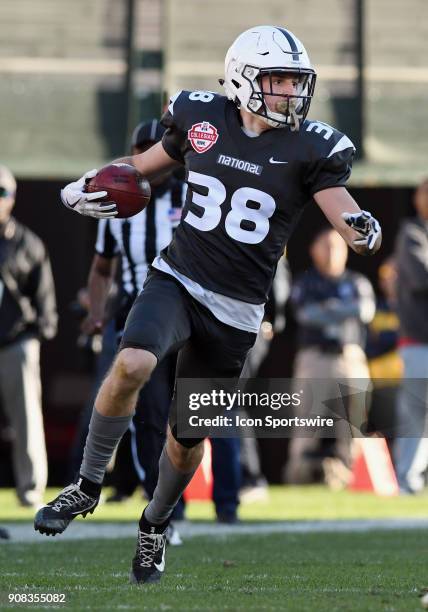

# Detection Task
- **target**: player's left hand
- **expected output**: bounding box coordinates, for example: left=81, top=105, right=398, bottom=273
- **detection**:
left=60, top=169, right=118, bottom=219
left=341, top=210, right=381, bottom=252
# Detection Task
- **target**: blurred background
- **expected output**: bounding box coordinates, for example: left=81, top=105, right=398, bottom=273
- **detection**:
left=2, top=0, right=427, bottom=180
left=0, top=0, right=427, bottom=487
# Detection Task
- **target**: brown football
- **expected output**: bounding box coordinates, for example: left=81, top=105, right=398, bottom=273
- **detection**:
left=85, top=163, right=151, bottom=218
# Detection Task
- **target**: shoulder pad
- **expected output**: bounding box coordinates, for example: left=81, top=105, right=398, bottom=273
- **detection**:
left=302, top=120, right=355, bottom=159
left=167, top=90, right=225, bottom=117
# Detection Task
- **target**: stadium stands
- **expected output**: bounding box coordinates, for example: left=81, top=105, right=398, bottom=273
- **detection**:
left=1, top=0, right=427, bottom=179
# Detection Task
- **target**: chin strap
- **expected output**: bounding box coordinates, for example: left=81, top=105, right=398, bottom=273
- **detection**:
left=289, top=108, right=300, bottom=131
left=270, top=99, right=302, bottom=131
left=288, top=100, right=301, bottom=132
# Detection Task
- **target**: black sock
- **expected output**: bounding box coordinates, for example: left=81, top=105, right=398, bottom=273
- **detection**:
left=77, top=474, right=102, bottom=498
left=139, top=508, right=169, bottom=533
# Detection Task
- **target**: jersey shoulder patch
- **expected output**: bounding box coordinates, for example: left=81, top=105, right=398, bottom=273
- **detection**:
left=161, top=91, right=226, bottom=163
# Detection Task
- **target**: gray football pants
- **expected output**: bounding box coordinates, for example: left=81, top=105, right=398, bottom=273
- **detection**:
left=0, top=337, right=47, bottom=504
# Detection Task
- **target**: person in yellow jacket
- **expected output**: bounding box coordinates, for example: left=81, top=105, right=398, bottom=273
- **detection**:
left=366, top=258, right=402, bottom=442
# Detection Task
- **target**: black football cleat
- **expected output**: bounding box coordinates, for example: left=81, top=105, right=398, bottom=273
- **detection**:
left=34, top=483, right=99, bottom=536
left=130, top=513, right=169, bottom=584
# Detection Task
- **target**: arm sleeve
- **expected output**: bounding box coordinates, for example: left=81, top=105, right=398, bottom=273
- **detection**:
left=304, top=135, right=355, bottom=196
left=396, top=222, right=428, bottom=292
left=95, top=219, right=119, bottom=258
left=160, top=91, right=188, bottom=164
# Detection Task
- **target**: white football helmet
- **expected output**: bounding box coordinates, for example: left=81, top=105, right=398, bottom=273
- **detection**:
left=222, top=25, right=316, bottom=130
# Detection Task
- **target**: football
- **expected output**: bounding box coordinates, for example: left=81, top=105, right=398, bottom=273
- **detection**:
left=85, top=163, right=151, bottom=218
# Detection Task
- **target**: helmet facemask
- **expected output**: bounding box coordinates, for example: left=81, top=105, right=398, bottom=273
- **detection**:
left=243, top=66, right=316, bottom=131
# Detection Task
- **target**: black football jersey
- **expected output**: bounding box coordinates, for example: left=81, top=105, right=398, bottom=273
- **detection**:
left=160, top=90, right=354, bottom=305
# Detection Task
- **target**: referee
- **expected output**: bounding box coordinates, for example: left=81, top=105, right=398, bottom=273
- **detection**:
left=82, top=120, right=185, bottom=540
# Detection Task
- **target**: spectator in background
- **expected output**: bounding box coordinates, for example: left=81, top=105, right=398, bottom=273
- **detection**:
left=80, top=120, right=186, bottom=537
left=239, top=253, right=290, bottom=501
left=394, top=179, right=428, bottom=494
left=285, top=227, right=375, bottom=487
left=0, top=165, right=57, bottom=507
left=68, top=286, right=118, bottom=478
left=365, top=258, right=402, bottom=442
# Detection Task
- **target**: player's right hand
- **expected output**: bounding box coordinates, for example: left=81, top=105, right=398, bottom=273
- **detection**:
left=60, top=169, right=118, bottom=219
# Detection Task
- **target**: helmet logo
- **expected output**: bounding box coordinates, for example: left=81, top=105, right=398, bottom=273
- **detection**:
left=274, top=28, right=301, bottom=61
left=188, top=122, right=219, bottom=154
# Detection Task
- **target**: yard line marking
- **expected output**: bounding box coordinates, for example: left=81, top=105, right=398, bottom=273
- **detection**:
left=3, top=518, right=428, bottom=543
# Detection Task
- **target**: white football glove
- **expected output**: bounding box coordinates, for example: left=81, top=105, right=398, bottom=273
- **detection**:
left=60, top=169, right=118, bottom=219
left=341, top=210, right=381, bottom=251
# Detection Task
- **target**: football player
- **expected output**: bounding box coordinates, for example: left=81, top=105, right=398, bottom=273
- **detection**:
left=35, top=25, right=382, bottom=583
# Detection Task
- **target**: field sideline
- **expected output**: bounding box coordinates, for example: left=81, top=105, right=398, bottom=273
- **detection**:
left=1, top=486, right=427, bottom=611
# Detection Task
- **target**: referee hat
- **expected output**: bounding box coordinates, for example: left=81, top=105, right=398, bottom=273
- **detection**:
left=131, top=119, right=165, bottom=148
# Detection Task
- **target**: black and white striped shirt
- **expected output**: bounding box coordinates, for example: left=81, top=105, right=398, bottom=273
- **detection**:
left=95, top=178, right=186, bottom=296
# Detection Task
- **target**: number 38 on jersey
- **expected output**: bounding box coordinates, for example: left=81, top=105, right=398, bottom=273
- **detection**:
left=184, top=171, right=276, bottom=245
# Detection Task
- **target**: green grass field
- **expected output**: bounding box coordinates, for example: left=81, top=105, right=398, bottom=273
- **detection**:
left=1, top=485, right=428, bottom=522
left=1, top=532, right=427, bottom=611
left=1, top=487, right=427, bottom=611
